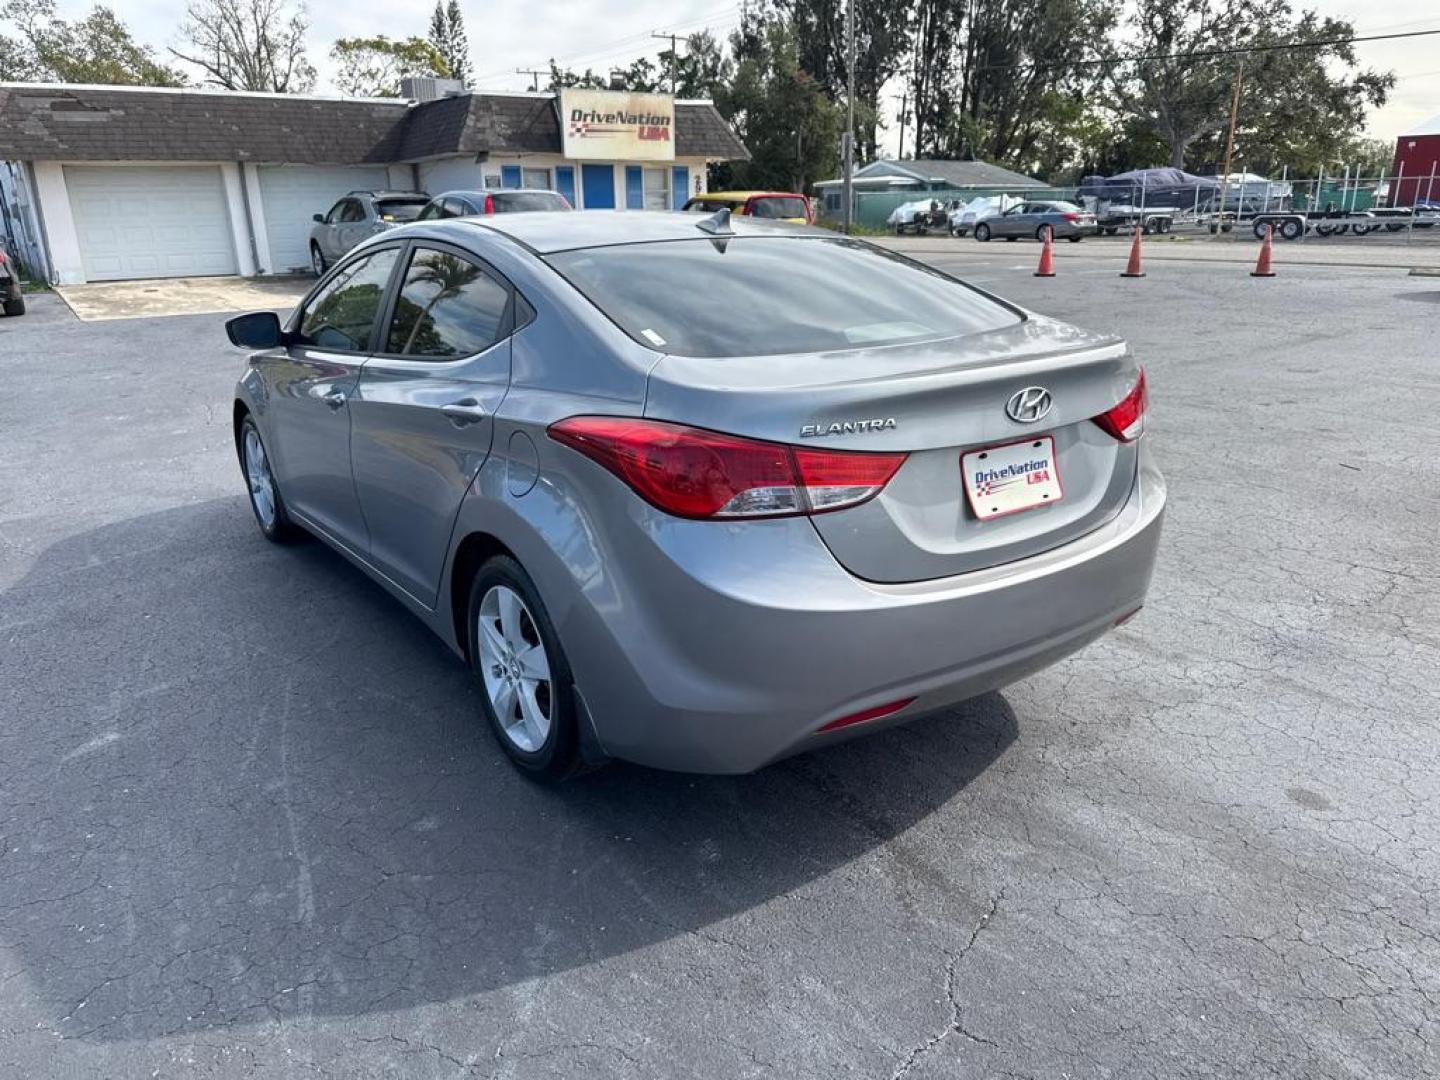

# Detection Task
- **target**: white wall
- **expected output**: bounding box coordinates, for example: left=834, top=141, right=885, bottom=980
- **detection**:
left=30, top=162, right=83, bottom=285
left=418, top=155, right=710, bottom=209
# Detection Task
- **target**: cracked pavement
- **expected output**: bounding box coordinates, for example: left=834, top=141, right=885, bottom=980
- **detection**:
left=1, top=255, right=1436, bottom=1078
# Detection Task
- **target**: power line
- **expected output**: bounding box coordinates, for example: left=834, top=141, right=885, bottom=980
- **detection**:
left=1011, top=26, right=1440, bottom=73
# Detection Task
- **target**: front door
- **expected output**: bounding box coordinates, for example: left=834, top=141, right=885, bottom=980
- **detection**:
left=261, top=245, right=402, bottom=550
left=581, top=164, right=615, bottom=210
left=350, top=243, right=516, bottom=606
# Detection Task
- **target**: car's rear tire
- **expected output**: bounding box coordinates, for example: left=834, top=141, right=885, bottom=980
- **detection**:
left=239, top=415, right=302, bottom=543
left=3, top=295, right=23, bottom=317
left=310, top=243, right=326, bottom=276
left=1067, top=236, right=1083, bottom=243
left=974, top=223, right=991, bottom=242
left=468, top=556, right=582, bottom=782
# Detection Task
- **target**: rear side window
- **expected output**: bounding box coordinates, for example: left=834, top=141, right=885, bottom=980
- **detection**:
left=377, top=198, right=427, bottom=222
left=298, top=247, right=400, bottom=351
left=747, top=196, right=808, bottom=219
left=547, top=237, right=1020, bottom=358
left=441, top=197, right=470, bottom=217
left=339, top=199, right=366, bottom=223
left=490, top=191, right=570, bottom=213
left=417, top=201, right=444, bottom=221
left=386, top=247, right=510, bottom=358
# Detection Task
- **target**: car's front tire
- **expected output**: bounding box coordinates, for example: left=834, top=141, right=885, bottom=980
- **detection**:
left=310, top=243, right=327, bottom=277
left=468, top=556, right=582, bottom=782
left=239, top=415, right=301, bottom=543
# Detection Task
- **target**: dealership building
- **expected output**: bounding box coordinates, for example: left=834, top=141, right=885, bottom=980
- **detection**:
left=0, top=82, right=748, bottom=284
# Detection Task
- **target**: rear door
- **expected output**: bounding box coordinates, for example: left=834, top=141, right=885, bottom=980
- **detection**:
left=349, top=242, right=517, bottom=606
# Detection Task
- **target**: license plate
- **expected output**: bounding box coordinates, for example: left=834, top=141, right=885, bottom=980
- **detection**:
left=962, top=436, right=1063, bottom=521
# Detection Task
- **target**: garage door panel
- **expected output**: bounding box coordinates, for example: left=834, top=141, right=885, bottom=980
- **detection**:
left=66, top=166, right=238, bottom=282
left=258, top=166, right=390, bottom=273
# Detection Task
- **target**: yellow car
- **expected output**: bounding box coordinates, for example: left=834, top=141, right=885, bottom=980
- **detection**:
left=682, top=191, right=813, bottom=224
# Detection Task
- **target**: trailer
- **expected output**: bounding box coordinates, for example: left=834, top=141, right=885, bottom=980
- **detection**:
left=1247, top=208, right=1439, bottom=240
left=1096, top=208, right=1174, bottom=235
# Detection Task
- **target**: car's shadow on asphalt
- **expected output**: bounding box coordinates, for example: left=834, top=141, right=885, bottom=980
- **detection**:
left=0, top=499, right=1017, bottom=1041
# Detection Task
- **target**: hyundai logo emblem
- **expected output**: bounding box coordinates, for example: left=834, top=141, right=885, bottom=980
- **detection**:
left=1005, top=386, right=1053, bottom=424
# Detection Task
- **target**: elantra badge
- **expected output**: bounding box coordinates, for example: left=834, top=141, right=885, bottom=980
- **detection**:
left=799, top=418, right=898, bottom=438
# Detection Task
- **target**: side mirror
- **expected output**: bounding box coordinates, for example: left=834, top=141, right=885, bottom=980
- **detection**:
left=313, top=213, right=325, bottom=223
left=226, top=310, right=284, bottom=349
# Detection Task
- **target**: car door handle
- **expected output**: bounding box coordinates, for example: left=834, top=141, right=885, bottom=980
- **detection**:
left=440, top=399, right=486, bottom=425
left=322, top=388, right=348, bottom=409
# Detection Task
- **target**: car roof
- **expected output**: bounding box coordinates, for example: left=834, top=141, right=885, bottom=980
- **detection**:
left=461, top=209, right=825, bottom=254
left=433, top=190, right=566, bottom=199
left=691, top=191, right=807, bottom=201
left=354, top=190, right=427, bottom=199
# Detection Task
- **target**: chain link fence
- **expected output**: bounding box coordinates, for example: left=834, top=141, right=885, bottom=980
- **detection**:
left=818, top=168, right=1440, bottom=245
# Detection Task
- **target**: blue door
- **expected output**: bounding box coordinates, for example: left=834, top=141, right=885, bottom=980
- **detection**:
left=580, top=164, right=615, bottom=209
left=500, top=165, right=522, bottom=189
left=625, top=166, right=644, bottom=209
left=555, top=165, right=576, bottom=207
left=671, top=166, right=690, bottom=209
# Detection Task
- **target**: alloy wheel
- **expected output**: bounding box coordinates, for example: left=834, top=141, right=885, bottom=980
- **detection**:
left=477, top=585, right=553, bottom=753
left=243, top=427, right=277, bottom=529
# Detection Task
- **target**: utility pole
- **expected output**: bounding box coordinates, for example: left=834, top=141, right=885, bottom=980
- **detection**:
left=514, top=67, right=547, bottom=92
left=841, top=0, right=856, bottom=233
left=651, top=31, right=682, bottom=94
left=1215, top=59, right=1245, bottom=239
left=897, top=91, right=907, bottom=162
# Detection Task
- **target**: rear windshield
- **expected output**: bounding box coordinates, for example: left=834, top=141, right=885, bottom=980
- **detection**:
left=492, top=192, right=571, bottom=212
left=546, top=237, right=1020, bottom=358
left=377, top=198, right=428, bottom=222
left=748, top=196, right=808, bottom=219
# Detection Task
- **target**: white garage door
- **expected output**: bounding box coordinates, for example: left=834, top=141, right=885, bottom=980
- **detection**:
left=258, top=166, right=390, bottom=273
left=66, top=166, right=238, bottom=281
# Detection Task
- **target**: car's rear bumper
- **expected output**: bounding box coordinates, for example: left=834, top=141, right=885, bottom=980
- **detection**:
left=562, top=451, right=1166, bottom=773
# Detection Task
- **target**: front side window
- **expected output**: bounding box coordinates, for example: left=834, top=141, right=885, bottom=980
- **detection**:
left=339, top=199, right=366, bottom=223
left=386, top=247, right=510, bottom=358
left=324, top=199, right=348, bottom=224
left=546, top=237, right=1020, bottom=358
left=297, top=247, right=400, bottom=351
left=490, top=191, right=569, bottom=213
left=748, top=196, right=809, bottom=219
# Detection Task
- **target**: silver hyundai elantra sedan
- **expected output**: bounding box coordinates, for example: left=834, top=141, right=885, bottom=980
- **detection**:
left=227, top=210, right=1164, bottom=779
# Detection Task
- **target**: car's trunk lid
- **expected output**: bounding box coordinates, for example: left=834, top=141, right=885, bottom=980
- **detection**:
left=643, top=315, right=1140, bottom=583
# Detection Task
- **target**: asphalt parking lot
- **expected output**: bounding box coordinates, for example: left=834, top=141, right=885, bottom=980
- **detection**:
left=1, top=253, right=1436, bottom=1079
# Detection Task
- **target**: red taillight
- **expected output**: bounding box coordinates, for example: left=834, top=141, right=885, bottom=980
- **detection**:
left=482, top=194, right=495, bottom=214
left=1092, top=368, right=1148, bottom=442
left=1062, top=212, right=1079, bottom=222
left=817, top=697, right=916, bottom=734
left=548, top=417, right=906, bottom=520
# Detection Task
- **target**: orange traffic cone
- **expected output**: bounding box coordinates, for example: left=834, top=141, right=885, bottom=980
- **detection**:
left=1120, top=225, right=1145, bottom=278
left=1251, top=224, right=1276, bottom=277
left=1034, top=227, right=1056, bottom=277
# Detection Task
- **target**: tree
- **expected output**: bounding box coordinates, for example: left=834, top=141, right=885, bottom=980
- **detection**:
left=713, top=15, right=843, bottom=193
left=427, top=0, right=471, bottom=85
left=1108, top=0, right=1391, bottom=171
left=0, top=0, right=184, bottom=85
left=170, top=0, right=316, bottom=92
left=331, top=35, right=448, bottom=97
left=777, top=0, right=914, bottom=160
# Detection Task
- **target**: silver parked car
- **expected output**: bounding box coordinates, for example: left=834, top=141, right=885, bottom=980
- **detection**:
left=228, top=211, right=1164, bottom=779
left=974, top=200, right=1099, bottom=242
left=308, top=190, right=429, bottom=275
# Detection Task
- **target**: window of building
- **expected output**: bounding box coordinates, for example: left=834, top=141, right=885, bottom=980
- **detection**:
left=522, top=167, right=550, bottom=190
